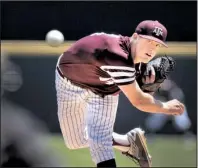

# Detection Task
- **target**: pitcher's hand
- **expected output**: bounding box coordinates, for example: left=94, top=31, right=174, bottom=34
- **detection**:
left=163, top=99, right=185, bottom=115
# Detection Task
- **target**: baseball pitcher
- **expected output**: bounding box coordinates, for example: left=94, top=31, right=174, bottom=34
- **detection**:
left=55, top=20, right=184, bottom=167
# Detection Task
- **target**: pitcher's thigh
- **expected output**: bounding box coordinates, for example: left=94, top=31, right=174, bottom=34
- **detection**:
left=86, top=94, right=119, bottom=164
left=56, top=73, right=89, bottom=149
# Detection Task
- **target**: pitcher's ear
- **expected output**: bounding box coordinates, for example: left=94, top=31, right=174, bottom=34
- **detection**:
left=131, top=33, right=139, bottom=43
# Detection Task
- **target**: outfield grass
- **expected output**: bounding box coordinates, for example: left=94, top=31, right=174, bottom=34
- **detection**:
left=49, top=134, right=196, bottom=167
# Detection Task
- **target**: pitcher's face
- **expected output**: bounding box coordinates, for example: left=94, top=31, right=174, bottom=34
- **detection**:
left=135, top=36, right=161, bottom=63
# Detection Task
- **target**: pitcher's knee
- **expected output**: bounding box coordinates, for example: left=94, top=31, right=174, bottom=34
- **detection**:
left=88, top=138, right=114, bottom=164
left=64, top=142, right=80, bottom=150
left=89, top=144, right=114, bottom=164
left=64, top=140, right=88, bottom=150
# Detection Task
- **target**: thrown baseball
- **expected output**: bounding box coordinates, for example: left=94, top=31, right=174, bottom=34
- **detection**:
left=46, top=30, right=64, bottom=47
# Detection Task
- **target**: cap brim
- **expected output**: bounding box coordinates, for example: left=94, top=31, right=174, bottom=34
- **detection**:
left=139, top=35, right=168, bottom=48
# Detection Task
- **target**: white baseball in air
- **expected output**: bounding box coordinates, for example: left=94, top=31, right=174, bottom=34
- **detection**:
left=46, top=30, right=64, bottom=47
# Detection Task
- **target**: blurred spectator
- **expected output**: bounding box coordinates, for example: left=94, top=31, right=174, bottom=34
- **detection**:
left=1, top=51, right=65, bottom=167
left=145, top=78, right=192, bottom=135
left=1, top=51, right=23, bottom=96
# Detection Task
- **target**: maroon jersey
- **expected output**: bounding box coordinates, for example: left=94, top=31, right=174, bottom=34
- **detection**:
left=58, top=32, right=136, bottom=97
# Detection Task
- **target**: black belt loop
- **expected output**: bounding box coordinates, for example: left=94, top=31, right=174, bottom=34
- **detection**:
left=56, top=66, right=65, bottom=79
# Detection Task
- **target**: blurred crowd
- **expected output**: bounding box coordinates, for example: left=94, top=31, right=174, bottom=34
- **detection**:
left=1, top=51, right=65, bottom=167
left=145, top=78, right=192, bottom=134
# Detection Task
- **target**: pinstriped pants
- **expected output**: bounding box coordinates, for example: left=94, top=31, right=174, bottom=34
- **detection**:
left=55, top=69, right=119, bottom=164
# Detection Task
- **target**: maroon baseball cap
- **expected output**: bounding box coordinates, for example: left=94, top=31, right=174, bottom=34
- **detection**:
left=135, top=20, right=168, bottom=47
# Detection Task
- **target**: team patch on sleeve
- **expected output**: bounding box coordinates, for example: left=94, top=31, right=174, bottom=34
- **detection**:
left=100, top=65, right=136, bottom=85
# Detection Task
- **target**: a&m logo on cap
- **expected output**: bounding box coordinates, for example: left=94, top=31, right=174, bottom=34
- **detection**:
left=153, top=26, right=163, bottom=36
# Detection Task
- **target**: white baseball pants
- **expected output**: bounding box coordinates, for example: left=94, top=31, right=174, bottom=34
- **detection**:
left=55, top=68, right=119, bottom=164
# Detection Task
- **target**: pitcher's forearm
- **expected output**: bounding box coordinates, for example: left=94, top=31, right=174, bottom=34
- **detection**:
left=118, top=81, right=168, bottom=114
left=132, top=93, right=167, bottom=114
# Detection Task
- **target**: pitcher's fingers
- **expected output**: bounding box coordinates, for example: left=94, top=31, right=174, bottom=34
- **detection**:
left=180, top=103, right=185, bottom=109
left=150, top=66, right=156, bottom=83
left=149, top=74, right=155, bottom=83
left=180, top=105, right=185, bottom=114
left=143, top=76, right=149, bottom=84
left=146, top=76, right=150, bottom=84
left=142, top=77, right=146, bottom=84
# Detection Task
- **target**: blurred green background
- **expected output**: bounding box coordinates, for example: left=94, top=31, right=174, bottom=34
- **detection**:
left=48, top=134, right=196, bottom=167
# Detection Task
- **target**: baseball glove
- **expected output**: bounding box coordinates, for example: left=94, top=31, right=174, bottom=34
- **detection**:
left=136, top=55, right=176, bottom=93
